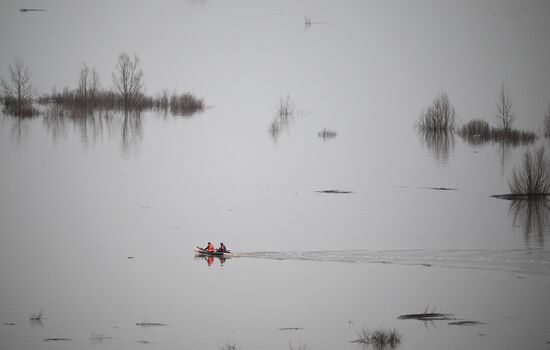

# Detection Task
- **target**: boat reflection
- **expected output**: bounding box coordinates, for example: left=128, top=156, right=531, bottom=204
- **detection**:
left=194, top=254, right=229, bottom=266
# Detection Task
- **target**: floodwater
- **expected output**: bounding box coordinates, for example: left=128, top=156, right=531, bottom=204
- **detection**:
left=1, top=0, right=550, bottom=349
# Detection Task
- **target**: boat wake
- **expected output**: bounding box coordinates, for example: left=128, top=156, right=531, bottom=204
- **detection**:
left=233, top=249, right=550, bottom=276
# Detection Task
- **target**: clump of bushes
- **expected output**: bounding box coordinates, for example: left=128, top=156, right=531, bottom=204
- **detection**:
left=168, top=92, right=205, bottom=116
left=458, top=118, right=536, bottom=146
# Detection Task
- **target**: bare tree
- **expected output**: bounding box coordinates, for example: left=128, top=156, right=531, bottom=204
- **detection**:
left=78, top=63, right=90, bottom=100
left=495, top=83, right=516, bottom=130
left=1, top=57, right=35, bottom=115
left=89, top=67, right=100, bottom=103
left=78, top=63, right=100, bottom=104
left=112, top=53, right=144, bottom=107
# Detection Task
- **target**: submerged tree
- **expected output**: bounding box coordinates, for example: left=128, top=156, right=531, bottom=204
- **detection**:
left=495, top=83, right=516, bottom=130
left=509, top=146, right=550, bottom=196
left=77, top=63, right=100, bottom=104
left=112, top=53, right=144, bottom=107
left=1, top=57, right=36, bottom=116
left=417, top=92, right=456, bottom=131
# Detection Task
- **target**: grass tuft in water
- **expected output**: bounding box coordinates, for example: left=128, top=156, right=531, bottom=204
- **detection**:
left=29, top=310, right=43, bottom=321
left=318, top=128, right=337, bottom=140
left=352, top=327, right=402, bottom=348
left=220, top=342, right=238, bottom=350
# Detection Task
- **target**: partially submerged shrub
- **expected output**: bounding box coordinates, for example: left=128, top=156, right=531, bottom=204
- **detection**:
left=269, top=94, right=297, bottom=142
left=509, top=146, right=550, bottom=196
left=458, top=118, right=536, bottom=146
left=277, top=94, right=294, bottom=120
left=318, top=128, right=337, bottom=139
left=2, top=96, right=38, bottom=117
left=353, top=327, right=402, bottom=348
left=491, top=128, right=536, bottom=145
left=220, top=342, right=238, bottom=350
left=168, top=92, right=204, bottom=116
left=29, top=310, right=43, bottom=321
left=417, top=92, right=456, bottom=131
left=457, top=119, right=491, bottom=144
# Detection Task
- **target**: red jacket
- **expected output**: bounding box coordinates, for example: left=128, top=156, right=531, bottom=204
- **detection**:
left=207, top=243, right=215, bottom=252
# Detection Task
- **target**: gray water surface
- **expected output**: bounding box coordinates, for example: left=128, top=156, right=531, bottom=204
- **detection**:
left=1, top=0, right=550, bottom=349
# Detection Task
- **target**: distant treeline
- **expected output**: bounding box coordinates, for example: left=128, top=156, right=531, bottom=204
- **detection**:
left=1, top=53, right=205, bottom=117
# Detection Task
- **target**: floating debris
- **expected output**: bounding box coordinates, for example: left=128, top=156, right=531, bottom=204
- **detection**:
left=398, top=312, right=454, bottom=321
left=135, top=322, right=167, bottom=327
left=44, top=338, right=71, bottom=342
left=420, top=187, right=458, bottom=191
left=448, top=320, right=485, bottom=326
left=316, top=190, right=353, bottom=194
left=278, top=327, right=304, bottom=331
left=20, top=8, right=47, bottom=12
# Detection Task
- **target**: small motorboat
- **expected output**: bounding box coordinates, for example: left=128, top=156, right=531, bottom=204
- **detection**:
left=194, top=246, right=232, bottom=257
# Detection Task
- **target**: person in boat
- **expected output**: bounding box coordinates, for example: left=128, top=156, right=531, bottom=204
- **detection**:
left=217, top=242, right=228, bottom=253
left=205, top=242, right=215, bottom=252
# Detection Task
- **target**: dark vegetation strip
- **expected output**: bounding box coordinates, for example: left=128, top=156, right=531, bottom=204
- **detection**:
left=316, top=190, right=354, bottom=194
left=420, top=187, right=458, bottom=191
left=398, top=312, right=454, bottom=321
left=458, top=119, right=536, bottom=146
left=278, top=327, right=304, bottom=331
left=135, top=322, right=167, bottom=327
left=448, top=320, right=485, bottom=326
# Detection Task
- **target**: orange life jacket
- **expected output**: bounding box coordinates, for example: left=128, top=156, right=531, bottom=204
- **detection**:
left=207, top=243, right=215, bottom=252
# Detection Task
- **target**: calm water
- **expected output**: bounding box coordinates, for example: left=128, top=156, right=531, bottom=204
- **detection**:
left=1, top=0, right=550, bottom=349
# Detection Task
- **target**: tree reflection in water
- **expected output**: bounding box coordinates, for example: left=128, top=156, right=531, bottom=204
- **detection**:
left=417, top=129, right=455, bottom=165
left=42, top=105, right=142, bottom=155
left=509, top=197, right=550, bottom=248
